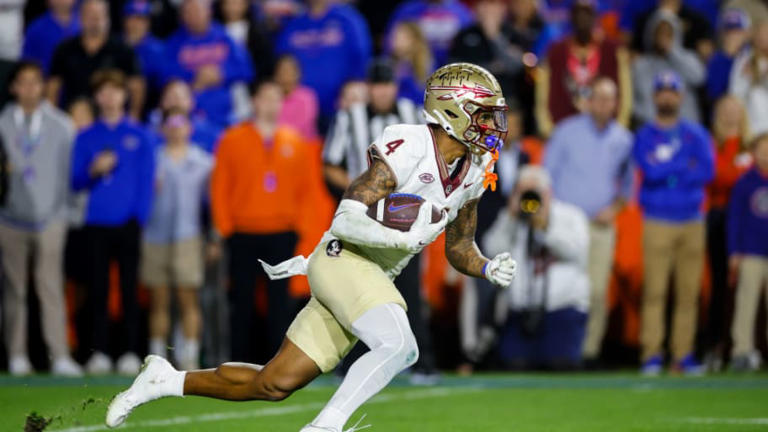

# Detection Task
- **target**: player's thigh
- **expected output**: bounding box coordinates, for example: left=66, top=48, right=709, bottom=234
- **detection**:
left=308, top=240, right=407, bottom=330
left=285, top=296, right=358, bottom=373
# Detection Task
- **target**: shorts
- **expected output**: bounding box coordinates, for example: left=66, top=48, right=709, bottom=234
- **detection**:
left=286, top=240, right=408, bottom=372
left=141, top=237, right=203, bottom=288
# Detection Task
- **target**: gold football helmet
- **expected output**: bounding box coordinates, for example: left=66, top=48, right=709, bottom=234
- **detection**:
left=423, top=63, right=508, bottom=153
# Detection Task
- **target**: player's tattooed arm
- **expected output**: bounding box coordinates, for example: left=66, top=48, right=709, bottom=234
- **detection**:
left=445, top=198, right=489, bottom=278
left=342, top=149, right=397, bottom=206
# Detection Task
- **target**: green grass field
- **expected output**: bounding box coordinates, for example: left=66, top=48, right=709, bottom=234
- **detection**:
left=2, top=373, right=768, bottom=432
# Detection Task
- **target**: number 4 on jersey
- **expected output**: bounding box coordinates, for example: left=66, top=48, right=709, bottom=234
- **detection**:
left=385, top=139, right=404, bottom=155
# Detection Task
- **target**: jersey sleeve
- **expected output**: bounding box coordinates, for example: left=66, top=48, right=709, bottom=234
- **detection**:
left=367, top=125, right=426, bottom=188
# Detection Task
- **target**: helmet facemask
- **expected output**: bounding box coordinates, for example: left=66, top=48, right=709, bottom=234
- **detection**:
left=462, top=102, right=508, bottom=154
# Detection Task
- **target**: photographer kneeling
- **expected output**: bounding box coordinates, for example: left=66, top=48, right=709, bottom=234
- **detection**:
left=483, top=166, right=590, bottom=370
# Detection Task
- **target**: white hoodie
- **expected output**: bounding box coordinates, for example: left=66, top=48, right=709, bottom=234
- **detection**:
left=482, top=200, right=590, bottom=313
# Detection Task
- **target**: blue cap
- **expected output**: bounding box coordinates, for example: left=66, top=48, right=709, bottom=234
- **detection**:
left=720, top=8, right=750, bottom=31
left=123, top=0, right=151, bottom=17
left=653, top=70, right=682, bottom=93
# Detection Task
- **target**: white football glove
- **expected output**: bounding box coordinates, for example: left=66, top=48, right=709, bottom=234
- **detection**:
left=401, top=201, right=448, bottom=254
left=483, top=252, right=517, bottom=288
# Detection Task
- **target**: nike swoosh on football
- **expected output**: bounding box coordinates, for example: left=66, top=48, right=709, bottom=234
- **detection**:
left=464, top=183, right=474, bottom=188
left=388, top=202, right=422, bottom=212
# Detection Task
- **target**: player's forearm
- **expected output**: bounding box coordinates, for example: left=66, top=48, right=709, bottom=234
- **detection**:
left=446, top=240, right=489, bottom=279
left=330, top=199, right=408, bottom=249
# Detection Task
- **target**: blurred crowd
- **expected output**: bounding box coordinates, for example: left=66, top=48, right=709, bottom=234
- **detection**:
left=0, top=0, right=767, bottom=379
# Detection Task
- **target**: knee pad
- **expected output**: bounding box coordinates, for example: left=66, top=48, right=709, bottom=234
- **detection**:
left=352, top=303, right=420, bottom=372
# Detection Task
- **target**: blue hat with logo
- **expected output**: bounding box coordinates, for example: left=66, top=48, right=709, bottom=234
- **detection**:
left=653, top=70, right=683, bottom=93
left=720, top=8, right=751, bottom=31
left=123, top=0, right=151, bottom=17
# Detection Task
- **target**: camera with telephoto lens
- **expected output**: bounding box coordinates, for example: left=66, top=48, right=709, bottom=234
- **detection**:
left=518, top=189, right=542, bottom=220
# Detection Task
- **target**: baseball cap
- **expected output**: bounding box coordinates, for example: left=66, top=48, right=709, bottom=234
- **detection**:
left=653, top=70, right=683, bottom=93
left=123, top=0, right=151, bottom=17
left=367, top=58, right=396, bottom=84
left=720, top=8, right=751, bottom=31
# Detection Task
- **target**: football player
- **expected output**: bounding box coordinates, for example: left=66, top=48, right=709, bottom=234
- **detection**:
left=106, top=63, right=517, bottom=431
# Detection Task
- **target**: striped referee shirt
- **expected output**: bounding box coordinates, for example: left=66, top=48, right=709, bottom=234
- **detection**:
left=323, top=98, right=421, bottom=181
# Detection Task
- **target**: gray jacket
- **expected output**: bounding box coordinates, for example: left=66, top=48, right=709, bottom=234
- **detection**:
left=632, top=10, right=706, bottom=124
left=0, top=102, right=75, bottom=229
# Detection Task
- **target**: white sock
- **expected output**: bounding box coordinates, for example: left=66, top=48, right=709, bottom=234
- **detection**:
left=167, top=370, right=187, bottom=397
left=149, top=338, right=166, bottom=357
left=312, top=304, right=418, bottom=430
left=182, top=338, right=200, bottom=369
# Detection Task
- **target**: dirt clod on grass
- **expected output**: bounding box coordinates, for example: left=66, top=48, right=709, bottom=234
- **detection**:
left=24, top=412, right=53, bottom=432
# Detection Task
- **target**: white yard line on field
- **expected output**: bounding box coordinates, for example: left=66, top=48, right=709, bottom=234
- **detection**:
left=51, top=387, right=478, bottom=432
left=683, top=417, right=768, bottom=426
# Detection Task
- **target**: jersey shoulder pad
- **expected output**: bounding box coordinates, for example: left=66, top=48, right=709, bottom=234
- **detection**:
left=369, top=124, right=429, bottom=188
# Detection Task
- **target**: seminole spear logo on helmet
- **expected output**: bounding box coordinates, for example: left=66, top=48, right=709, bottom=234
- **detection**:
left=431, top=84, right=496, bottom=101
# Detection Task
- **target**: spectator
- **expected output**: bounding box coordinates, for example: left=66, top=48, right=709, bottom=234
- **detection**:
left=730, top=21, right=768, bottom=135
left=70, top=70, right=155, bottom=375
left=211, top=81, right=317, bottom=363
left=0, top=62, right=82, bottom=377
left=148, top=80, right=222, bottom=153
left=337, top=80, right=369, bottom=111
left=67, top=97, right=96, bottom=131
left=483, top=165, right=590, bottom=370
left=0, top=0, right=24, bottom=107
left=632, top=10, right=705, bottom=125
left=706, top=9, right=750, bottom=112
left=22, top=0, right=81, bottom=73
left=461, top=102, right=530, bottom=371
left=628, top=0, right=715, bottom=59
left=46, top=0, right=145, bottom=119
left=387, top=0, right=473, bottom=66
left=633, top=70, right=714, bottom=376
left=48, top=0, right=145, bottom=120
left=704, top=95, right=752, bottom=370
left=322, top=59, right=435, bottom=381
left=164, top=0, right=254, bottom=128
left=275, top=55, right=319, bottom=141
left=277, top=0, right=372, bottom=131
left=728, top=133, right=768, bottom=372
left=508, top=0, right=546, bottom=58
left=508, top=0, right=546, bottom=132
left=143, top=108, right=213, bottom=371
left=123, top=0, right=167, bottom=116
left=535, top=0, right=631, bottom=137
left=389, top=22, right=433, bottom=105
left=544, top=77, right=634, bottom=365
left=324, top=59, right=420, bottom=200
left=448, top=0, right=524, bottom=105
left=217, top=0, right=276, bottom=78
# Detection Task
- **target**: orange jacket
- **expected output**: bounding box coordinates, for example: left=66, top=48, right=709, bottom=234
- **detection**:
left=708, top=137, right=751, bottom=210
left=211, top=123, right=318, bottom=237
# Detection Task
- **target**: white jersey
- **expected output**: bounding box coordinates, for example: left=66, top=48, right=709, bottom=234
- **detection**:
left=322, top=124, right=493, bottom=279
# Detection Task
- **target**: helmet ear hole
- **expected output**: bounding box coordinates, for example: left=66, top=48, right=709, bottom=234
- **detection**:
left=444, top=110, right=459, bottom=119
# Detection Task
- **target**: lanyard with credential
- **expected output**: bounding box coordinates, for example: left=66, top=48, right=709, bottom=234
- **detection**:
left=262, top=137, right=279, bottom=193
left=16, top=125, right=42, bottom=183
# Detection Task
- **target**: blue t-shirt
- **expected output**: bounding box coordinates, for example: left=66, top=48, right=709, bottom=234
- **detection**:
left=22, top=12, right=80, bottom=72
left=163, top=23, right=254, bottom=127
left=71, top=119, right=155, bottom=226
left=277, top=4, right=372, bottom=118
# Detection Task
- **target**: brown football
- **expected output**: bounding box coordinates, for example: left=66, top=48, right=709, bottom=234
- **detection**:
left=366, top=193, right=442, bottom=232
